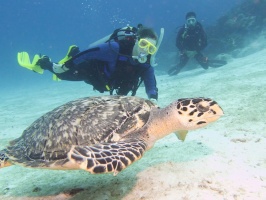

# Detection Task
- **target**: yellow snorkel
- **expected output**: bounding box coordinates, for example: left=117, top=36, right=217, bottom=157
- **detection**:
left=150, top=27, right=164, bottom=67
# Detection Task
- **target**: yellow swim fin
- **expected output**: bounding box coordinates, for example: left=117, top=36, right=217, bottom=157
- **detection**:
left=52, top=45, right=78, bottom=81
left=52, top=74, right=61, bottom=81
left=17, top=52, right=44, bottom=74
left=59, top=45, right=78, bottom=64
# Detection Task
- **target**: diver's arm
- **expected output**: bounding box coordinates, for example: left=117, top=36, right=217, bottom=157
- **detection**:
left=176, top=27, right=185, bottom=51
left=200, top=27, right=208, bottom=49
left=196, top=23, right=207, bottom=50
left=142, top=65, right=158, bottom=100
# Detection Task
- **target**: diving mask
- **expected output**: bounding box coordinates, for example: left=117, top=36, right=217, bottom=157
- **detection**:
left=138, top=39, right=157, bottom=55
left=186, top=17, right=197, bottom=27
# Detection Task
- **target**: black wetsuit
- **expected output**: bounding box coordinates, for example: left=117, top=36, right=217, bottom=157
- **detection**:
left=175, top=22, right=208, bottom=73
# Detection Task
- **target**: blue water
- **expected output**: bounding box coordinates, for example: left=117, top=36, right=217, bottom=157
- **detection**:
left=0, top=0, right=243, bottom=90
left=2, top=1, right=266, bottom=199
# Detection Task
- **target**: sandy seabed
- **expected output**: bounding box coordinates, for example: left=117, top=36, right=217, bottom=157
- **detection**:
left=0, top=45, right=265, bottom=200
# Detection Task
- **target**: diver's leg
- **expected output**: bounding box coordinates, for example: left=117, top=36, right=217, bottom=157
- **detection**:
left=52, top=46, right=80, bottom=73
left=36, top=46, right=80, bottom=73
left=36, top=56, right=53, bottom=71
left=36, top=56, right=69, bottom=74
left=178, top=53, right=189, bottom=70
left=168, top=53, right=188, bottom=75
left=194, top=52, right=209, bottom=69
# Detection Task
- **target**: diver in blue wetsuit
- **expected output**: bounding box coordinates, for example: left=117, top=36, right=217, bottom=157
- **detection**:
left=36, top=26, right=159, bottom=100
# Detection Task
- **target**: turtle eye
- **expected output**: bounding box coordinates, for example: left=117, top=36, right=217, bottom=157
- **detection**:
left=196, top=102, right=209, bottom=112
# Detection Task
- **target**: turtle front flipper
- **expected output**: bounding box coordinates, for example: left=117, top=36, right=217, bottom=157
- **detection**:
left=68, top=139, right=147, bottom=175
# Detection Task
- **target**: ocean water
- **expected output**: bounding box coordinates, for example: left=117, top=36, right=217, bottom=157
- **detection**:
left=1, top=0, right=266, bottom=200
left=1, top=0, right=242, bottom=88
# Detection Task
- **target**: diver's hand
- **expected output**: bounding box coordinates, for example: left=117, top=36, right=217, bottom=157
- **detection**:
left=150, top=98, right=157, bottom=104
left=149, top=93, right=158, bottom=104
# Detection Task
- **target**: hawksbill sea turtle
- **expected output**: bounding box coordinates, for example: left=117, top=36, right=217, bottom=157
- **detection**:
left=0, top=95, right=223, bottom=175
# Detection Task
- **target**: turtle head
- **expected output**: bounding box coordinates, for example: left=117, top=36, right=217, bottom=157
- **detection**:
left=0, top=152, right=12, bottom=168
left=173, top=97, right=223, bottom=130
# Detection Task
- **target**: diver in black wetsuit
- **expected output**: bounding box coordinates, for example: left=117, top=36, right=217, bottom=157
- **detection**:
left=168, top=12, right=210, bottom=75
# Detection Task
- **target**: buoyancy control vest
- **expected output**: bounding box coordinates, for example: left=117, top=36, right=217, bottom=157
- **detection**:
left=109, top=39, right=148, bottom=96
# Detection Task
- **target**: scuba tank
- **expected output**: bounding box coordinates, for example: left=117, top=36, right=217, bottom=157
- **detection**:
left=88, top=24, right=139, bottom=48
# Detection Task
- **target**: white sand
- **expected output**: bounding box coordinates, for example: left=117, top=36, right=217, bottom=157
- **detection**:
left=0, top=41, right=266, bottom=200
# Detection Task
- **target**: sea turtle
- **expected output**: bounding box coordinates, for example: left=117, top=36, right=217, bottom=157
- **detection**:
left=0, top=95, right=223, bottom=175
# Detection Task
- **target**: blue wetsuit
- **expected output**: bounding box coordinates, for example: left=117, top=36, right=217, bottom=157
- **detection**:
left=53, top=41, right=158, bottom=99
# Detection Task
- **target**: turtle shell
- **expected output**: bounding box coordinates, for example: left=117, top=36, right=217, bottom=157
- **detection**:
left=5, top=95, right=157, bottom=167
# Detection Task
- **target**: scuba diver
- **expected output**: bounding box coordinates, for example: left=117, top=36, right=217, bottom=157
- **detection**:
left=168, top=11, right=226, bottom=76
left=18, top=25, right=163, bottom=101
